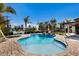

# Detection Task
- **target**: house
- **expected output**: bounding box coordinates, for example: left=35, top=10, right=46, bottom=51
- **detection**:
left=62, top=19, right=76, bottom=33
left=62, top=18, right=79, bottom=34
left=74, top=18, right=79, bottom=34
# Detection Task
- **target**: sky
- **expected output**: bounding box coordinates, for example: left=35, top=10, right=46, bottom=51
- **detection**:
left=4, top=3, right=79, bottom=26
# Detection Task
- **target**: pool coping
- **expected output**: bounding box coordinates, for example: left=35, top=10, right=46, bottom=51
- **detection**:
left=0, top=34, right=79, bottom=56
left=55, top=34, right=79, bottom=56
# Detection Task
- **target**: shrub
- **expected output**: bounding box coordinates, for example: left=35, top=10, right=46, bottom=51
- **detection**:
left=24, top=27, right=36, bottom=34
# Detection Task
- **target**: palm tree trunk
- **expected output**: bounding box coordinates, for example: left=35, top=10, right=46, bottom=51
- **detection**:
left=0, top=26, right=7, bottom=40
left=25, top=22, right=27, bottom=29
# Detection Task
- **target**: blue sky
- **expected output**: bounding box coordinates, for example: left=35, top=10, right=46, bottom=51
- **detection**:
left=4, top=3, right=79, bottom=26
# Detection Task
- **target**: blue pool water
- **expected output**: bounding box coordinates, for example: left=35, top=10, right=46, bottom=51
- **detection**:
left=18, top=34, right=66, bottom=55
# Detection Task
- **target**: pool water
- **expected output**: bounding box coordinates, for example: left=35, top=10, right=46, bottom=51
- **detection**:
left=18, top=34, right=66, bottom=55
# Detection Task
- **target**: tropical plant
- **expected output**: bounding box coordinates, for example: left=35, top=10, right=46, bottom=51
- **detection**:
left=44, top=21, right=49, bottom=30
left=38, top=21, right=53, bottom=33
left=0, top=3, right=16, bottom=40
left=38, top=22, right=45, bottom=32
left=50, top=17, right=56, bottom=31
left=24, top=16, right=30, bottom=29
left=24, top=27, right=36, bottom=34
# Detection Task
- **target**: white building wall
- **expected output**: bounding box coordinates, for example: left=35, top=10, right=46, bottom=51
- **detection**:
left=26, top=24, right=39, bottom=31
left=72, top=26, right=75, bottom=33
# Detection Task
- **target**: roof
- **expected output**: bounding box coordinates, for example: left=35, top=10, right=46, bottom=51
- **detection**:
left=63, top=22, right=75, bottom=24
left=74, top=18, right=79, bottom=20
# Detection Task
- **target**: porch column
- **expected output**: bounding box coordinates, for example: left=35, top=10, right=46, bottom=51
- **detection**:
left=72, top=26, right=75, bottom=33
left=68, top=24, right=70, bottom=33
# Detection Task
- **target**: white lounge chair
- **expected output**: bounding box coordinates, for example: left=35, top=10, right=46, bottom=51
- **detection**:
left=65, top=33, right=76, bottom=37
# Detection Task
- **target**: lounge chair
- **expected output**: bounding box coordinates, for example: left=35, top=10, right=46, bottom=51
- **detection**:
left=65, top=33, right=76, bottom=37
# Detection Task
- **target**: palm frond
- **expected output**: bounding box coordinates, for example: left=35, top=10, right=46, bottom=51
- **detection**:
left=4, top=6, right=16, bottom=15
left=0, top=3, right=4, bottom=12
left=24, top=16, right=30, bottom=22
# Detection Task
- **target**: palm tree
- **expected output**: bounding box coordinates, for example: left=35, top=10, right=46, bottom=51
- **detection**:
left=0, top=3, right=16, bottom=40
left=24, top=16, right=30, bottom=29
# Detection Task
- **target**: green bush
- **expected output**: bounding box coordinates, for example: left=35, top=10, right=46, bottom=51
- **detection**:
left=2, top=27, right=13, bottom=36
left=24, top=27, right=36, bottom=34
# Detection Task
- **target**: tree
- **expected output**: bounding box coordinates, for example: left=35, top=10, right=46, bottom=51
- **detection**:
left=38, top=22, right=44, bottom=32
left=3, top=16, right=12, bottom=36
left=0, top=3, right=16, bottom=40
left=44, top=21, right=49, bottom=30
left=50, top=17, right=56, bottom=31
left=21, top=24, right=24, bottom=30
left=24, top=16, right=30, bottom=29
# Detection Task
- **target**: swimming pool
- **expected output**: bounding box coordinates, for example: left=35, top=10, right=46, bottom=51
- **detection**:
left=18, top=34, right=66, bottom=55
